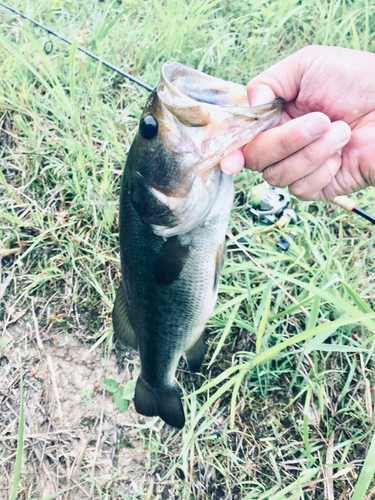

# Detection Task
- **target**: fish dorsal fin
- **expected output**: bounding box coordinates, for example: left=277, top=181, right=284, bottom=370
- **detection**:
left=185, top=332, right=205, bottom=373
left=154, top=236, right=190, bottom=286
left=214, top=238, right=227, bottom=292
left=112, top=285, right=137, bottom=348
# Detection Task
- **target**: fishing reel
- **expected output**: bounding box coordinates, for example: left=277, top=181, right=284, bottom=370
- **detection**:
left=248, top=182, right=297, bottom=225
left=248, top=182, right=299, bottom=251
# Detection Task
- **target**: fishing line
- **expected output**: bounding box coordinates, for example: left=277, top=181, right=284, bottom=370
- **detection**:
left=0, top=1, right=154, bottom=91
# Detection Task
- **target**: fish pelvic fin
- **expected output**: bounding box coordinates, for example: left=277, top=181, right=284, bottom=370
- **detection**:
left=154, top=236, right=190, bottom=286
left=134, top=377, right=185, bottom=429
left=112, top=285, right=137, bottom=349
left=185, top=332, right=205, bottom=373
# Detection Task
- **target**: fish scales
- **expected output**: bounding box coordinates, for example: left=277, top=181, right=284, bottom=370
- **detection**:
left=119, top=168, right=233, bottom=385
left=113, top=62, right=284, bottom=428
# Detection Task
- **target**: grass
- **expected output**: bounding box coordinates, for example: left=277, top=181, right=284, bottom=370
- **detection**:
left=9, top=355, right=24, bottom=500
left=0, top=0, right=375, bottom=498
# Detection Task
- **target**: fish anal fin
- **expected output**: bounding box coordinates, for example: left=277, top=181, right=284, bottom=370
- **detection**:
left=214, top=238, right=227, bottom=291
left=134, top=377, right=185, bottom=429
left=154, top=236, right=190, bottom=286
left=112, top=285, right=137, bottom=349
left=185, top=332, right=205, bottom=373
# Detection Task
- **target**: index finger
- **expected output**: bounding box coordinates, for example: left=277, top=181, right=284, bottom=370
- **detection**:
left=243, top=112, right=331, bottom=172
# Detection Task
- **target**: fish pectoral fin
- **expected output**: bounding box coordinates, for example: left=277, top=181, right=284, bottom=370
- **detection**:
left=214, top=238, right=227, bottom=292
left=134, top=377, right=185, bottom=429
left=185, top=332, right=205, bottom=373
left=112, top=285, right=137, bottom=349
left=154, top=236, right=190, bottom=286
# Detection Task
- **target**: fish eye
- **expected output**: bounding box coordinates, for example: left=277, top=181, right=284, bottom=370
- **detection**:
left=140, top=115, right=158, bottom=140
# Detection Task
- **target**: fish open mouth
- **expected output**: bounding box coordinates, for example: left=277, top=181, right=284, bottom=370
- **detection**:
left=157, top=62, right=284, bottom=173
left=160, top=62, right=250, bottom=110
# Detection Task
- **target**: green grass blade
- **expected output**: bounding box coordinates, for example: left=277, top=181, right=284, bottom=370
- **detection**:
left=209, top=302, right=240, bottom=367
left=9, top=356, right=24, bottom=500
left=22, top=30, right=72, bottom=111
left=350, top=16, right=361, bottom=50
left=306, top=294, right=321, bottom=329
left=268, top=270, right=375, bottom=334
left=187, top=364, right=242, bottom=398
left=85, top=267, right=113, bottom=308
left=303, top=386, right=314, bottom=464
left=256, top=287, right=272, bottom=355
left=40, top=483, right=81, bottom=500
left=352, top=430, right=375, bottom=500
left=229, top=368, right=247, bottom=429
left=0, top=211, right=32, bottom=226
left=69, top=38, right=78, bottom=103
left=364, top=0, right=369, bottom=52
left=341, top=281, right=373, bottom=314
left=265, top=468, right=319, bottom=500
left=339, top=355, right=357, bottom=403
left=252, top=312, right=375, bottom=368
left=305, top=325, right=339, bottom=353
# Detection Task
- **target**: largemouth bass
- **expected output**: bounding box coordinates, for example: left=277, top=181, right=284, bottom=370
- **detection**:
left=113, top=62, right=284, bottom=428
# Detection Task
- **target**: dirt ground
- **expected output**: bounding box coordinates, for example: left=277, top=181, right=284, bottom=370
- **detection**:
left=0, top=310, right=151, bottom=499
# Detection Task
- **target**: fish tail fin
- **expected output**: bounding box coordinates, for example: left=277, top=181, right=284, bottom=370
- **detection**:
left=134, top=377, right=185, bottom=429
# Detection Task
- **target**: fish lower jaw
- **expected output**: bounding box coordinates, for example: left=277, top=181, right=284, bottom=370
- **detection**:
left=150, top=186, right=184, bottom=211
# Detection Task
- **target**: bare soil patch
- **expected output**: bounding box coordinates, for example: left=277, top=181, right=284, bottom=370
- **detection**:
left=0, top=313, right=148, bottom=499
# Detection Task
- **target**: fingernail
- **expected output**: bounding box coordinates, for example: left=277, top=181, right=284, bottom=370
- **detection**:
left=328, top=122, right=351, bottom=146
left=337, top=149, right=342, bottom=157
left=303, top=114, right=330, bottom=139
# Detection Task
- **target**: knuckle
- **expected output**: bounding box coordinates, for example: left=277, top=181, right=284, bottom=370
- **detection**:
left=298, top=45, right=321, bottom=65
left=299, top=45, right=315, bottom=58
left=289, top=180, right=310, bottom=200
left=263, top=164, right=283, bottom=187
left=246, top=156, right=261, bottom=172
left=325, top=155, right=340, bottom=175
left=276, top=130, right=296, bottom=157
left=302, top=143, right=320, bottom=165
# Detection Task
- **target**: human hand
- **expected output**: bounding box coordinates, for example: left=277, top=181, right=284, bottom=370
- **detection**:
left=220, top=46, right=375, bottom=201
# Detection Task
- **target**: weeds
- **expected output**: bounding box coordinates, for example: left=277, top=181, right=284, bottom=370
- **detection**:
left=1, top=0, right=375, bottom=499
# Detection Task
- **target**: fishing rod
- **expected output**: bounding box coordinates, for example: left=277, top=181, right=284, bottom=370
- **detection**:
left=331, top=195, right=375, bottom=224
left=0, top=2, right=154, bottom=91
left=2, top=3, right=375, bottom=227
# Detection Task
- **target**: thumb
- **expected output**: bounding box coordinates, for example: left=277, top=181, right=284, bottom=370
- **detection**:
left=247, top=49, right=307, bottom=106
